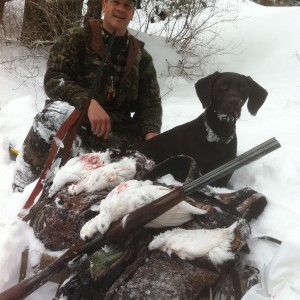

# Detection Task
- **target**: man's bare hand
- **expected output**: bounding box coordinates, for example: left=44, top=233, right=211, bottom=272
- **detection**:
left=88, top=99, right=111, bottom=139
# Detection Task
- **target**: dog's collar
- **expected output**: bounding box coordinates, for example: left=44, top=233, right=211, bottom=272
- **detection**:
left=204, top=115, right=235, bottom=144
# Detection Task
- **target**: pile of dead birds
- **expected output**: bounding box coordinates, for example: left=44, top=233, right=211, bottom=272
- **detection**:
left=28, top=150, right=268, bottom=299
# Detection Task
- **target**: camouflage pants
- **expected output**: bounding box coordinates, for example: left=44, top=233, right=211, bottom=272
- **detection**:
left=12, top=100, right=143, bottom=191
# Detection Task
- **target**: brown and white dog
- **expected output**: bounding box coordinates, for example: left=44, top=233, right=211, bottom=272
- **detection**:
left=140, top=72, right=268, bottom=187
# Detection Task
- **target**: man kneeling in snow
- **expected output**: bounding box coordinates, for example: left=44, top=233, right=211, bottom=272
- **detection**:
left=12, top=0, right=162, bottom=192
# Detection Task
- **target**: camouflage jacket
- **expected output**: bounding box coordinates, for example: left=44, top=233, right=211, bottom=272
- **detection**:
left=44, top=19, right=162, bottom=137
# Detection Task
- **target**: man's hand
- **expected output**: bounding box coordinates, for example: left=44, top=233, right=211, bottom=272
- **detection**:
left=145, top=133, right=159, bottom=140
left=88, top=99, right=111, bottom=139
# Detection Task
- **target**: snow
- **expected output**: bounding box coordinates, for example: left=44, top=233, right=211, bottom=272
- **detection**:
left=0, top=1, right=300, bottom=299
left=242, top=241, right=300, bottom=299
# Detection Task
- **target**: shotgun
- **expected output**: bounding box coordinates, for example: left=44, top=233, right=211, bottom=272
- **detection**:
left=0, top=137, right=280, bottom=300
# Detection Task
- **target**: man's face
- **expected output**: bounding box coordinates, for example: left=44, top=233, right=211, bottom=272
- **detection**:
left=102, top=0, right=135, bottom=36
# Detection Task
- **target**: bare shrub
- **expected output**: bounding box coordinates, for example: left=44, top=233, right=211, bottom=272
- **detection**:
left=20, top=0, right=84, bottom=45
left=132, top=0, right=241, bottom=77
left=254, top=0, right=299, bottom=6
left=1, top=0, right=240, bottom=81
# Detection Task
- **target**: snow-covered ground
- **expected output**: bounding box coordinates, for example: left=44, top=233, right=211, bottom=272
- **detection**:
left=0, top=1, right=299, bottom=299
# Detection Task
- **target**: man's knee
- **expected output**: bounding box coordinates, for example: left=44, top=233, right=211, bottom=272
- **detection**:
left=34, top=100, right=75, bottom=142
left=23, top=127, right=51, bottom=175
left=12, top=100, right=75, bottom=191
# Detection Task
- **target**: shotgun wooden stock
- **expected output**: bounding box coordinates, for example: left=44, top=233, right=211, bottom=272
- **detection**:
left=0, top=137, right=280, bottom=300
left=0, top=188, right=186, bottom=300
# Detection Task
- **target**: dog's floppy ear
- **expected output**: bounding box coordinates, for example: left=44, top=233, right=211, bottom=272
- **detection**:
left=247, top=76, right=268, bottom=116
left=195, top=72, right=220, bottom=108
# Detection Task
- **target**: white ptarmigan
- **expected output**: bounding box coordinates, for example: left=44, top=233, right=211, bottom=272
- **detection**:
left=148, top=221, right=238, bottom=265
left=80, top=179, right=207, bottom=239
left=48, top=150, right=137, bottom=197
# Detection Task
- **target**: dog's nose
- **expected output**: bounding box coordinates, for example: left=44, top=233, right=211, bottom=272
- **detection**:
left=227, top=97, right=241, bottom=110
left=223, top=97, right=242, bottom=117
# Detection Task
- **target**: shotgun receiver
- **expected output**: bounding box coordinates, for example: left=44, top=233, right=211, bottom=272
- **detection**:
left=0, top=137, right=280, bottom=300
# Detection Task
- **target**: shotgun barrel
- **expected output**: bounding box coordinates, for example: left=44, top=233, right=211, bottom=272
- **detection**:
left=183, top=137, right=280, bottom=194
left=0, top=137, right=280, bottom=300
